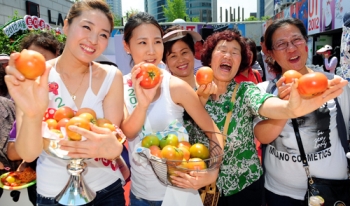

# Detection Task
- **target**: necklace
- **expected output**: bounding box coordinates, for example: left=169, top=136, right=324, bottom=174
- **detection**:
left=60, top=69, right=87, bottom=101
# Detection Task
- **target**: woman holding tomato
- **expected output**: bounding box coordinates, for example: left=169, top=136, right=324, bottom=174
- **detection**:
left=120, top=12, right=224, bottom=206
left=190, top=28, right=347, bottom=206
left=5, top=1, right=126, bottom=205
left=253, top=18, right=350, bottom=206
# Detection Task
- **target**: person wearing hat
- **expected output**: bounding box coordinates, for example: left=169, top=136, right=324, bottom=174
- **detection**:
left=316, top=44, right=338, bottom=74
left=162, top=26, right=204, bottom=88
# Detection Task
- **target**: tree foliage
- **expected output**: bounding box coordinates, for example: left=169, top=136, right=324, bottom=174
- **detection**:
left=163, top=0, right=188, bottom=22
left=261, top=16, right=271, bottom=20
left=245, top=16, right=259, bottom=21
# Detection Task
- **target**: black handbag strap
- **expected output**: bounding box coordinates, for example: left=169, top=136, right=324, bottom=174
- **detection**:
left=291, top=119, right=310, bottom=169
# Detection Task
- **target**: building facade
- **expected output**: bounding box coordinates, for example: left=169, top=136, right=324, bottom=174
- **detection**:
left=264, top=0, right=274, bottom=17
left=257, top=0, right=265, bottom=19
left=106, top=0, right=122, bottom=18
left=144, top=0, right=217, bottom=23
left=144, top=0, right=167, bottom=22
left=0, top=0, right=73, bottom=28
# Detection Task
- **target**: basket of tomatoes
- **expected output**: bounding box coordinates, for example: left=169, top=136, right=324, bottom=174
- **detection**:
left=137, top=132, right=223, bottom=187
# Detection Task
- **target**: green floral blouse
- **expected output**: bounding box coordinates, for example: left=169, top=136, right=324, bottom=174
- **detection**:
left=187, top=80, right=274, bottom=196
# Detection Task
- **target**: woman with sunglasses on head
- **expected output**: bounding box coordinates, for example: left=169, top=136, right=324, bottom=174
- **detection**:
left=254, top=18, right=350, bottom=206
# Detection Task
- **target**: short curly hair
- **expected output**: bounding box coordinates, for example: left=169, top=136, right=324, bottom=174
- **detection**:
left=201, top=29, right=250, bottom=74
left=19, top=32, right=62, bottom=57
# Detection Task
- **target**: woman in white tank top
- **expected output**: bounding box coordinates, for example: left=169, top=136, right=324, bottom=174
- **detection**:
left=5, top=1, right=126, bottom=205
left=120, top=12, right=224, bottom=206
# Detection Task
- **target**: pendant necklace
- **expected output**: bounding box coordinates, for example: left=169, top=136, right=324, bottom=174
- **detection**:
left=60, top=69, right=87, bottom=101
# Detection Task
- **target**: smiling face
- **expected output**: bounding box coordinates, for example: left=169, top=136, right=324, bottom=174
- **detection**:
left=210, top=40, right=242, bottom=82
left=123, top=23, right=164, bottom=66
left=165, top=40, right=195, bottom=78
left=63, top=9, right=111, bottom=63
left=269, top=24, right=308, bottom=74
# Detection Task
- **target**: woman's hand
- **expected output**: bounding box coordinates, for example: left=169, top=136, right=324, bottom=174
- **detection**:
left=5, top=52, right=51, bottom=117
left=169, top=169, right=219, bottom=190
left=196, top=82, right=217, bottom=105
left=58, top=124, right=123, bottom=159
left=131, top=62, right=163, bottom=109
left=276, top=76, right=292, bottom=100
left=287, top=76, right=348, bottom=117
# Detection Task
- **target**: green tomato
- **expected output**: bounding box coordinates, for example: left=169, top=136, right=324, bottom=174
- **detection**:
left=159, top=134, right=179, bottom=149
left=141, top=135, right=160, bottom=148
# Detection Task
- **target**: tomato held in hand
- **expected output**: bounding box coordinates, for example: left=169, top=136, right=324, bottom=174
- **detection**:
left=297, top=72, right=328, bottom=97
left=66, top=116, right=90, bottom=141
left=196, top=66, right=214, bottom=86
left=283, top=70, right=302, bottom=84
left=136, top=63, right=161, bottom=89
left=56, top=118, right=70, bottom=130
left=54, top=106, right=74, bottom=122
left=190, top=143, right=210, bottom=159
left=76, top=108, right=97, bottom=119
left=15, top=49, right=46, bottom=80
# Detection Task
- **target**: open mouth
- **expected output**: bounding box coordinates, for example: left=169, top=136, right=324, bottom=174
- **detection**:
left=289, top=56, right=300, bottom=63
left=220, top=62, right=232, bottom=71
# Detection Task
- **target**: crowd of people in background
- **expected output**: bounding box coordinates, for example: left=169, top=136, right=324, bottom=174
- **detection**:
left=1, top=0, right=350, bottom=206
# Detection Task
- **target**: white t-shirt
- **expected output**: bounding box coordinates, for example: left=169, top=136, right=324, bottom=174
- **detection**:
left=255, top=79, right=349, bottom=200
left=123, top=70, right=184, bottom=201
left=261, top=51, right=276, bottom=81
left=38, top=63, right=124, bottom=197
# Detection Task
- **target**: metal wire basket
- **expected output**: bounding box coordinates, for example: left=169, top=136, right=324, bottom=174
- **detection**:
left=137, top=134, right=224, bottom=187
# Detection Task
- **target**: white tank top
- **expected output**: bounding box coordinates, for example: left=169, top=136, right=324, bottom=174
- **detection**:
left=38, top=60, right=124, bottom=197
left=123, top=70, right=184, bottom=200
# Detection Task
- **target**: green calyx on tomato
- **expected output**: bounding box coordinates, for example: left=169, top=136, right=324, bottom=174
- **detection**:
left=161, top=145, right=184, bottom=166
left=141, top=135, right=160, bottom=148
left=137, top=63, right=161, bottom=89
left=159, top=134, right=179, bottom=149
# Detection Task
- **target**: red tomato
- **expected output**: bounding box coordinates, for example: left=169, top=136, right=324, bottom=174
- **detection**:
left=79, top=113, right=96, bottom=124
left=76, top=108, right=97, bottom=119
left=141, top=135, right=160, bottom=148
left=136, top=63, right=161, bottom=89
left=297, top=72, right=328, bottom=97
left=196, top=66, right=214, bottom=85
left=283, top=70, right=302, bottom=84
left=96, top=118, right=112, bottom=126
left=54, top=106, right=74, bottom=122
left=45, top=119, right=58, bottom=130
left=99, top=123, right=115, bottom=132
left=161, top=145, right=184, bottom=166
left=65, top=116, right=90, bottom=141
left=14, top=49, right=46, bottom=80
left=177, top=141, right=191, bottom=151
left=186, top=158, right=207, bottom=170
left=56, top=118, right=70, bottom=130
left=189, top=143, right=210, bottom=159
left=149, top=145, right=162, bottom=158
left=177, top=146, right=190, bottom=161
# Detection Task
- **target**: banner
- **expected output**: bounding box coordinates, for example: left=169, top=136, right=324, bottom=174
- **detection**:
left=299, top=0, right=309, bottom=31
left=320, top=0, right=335, bottom=32
left=308, top=0, right=321, bottom=35
left=334, top=0, right=350, bottom=29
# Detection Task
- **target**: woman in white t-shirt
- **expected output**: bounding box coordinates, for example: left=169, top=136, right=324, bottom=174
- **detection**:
left=254, top=18, right=349, bottom=206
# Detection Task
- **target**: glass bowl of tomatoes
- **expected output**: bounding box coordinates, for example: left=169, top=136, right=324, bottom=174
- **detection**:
left=137, top=135, right=224, bottom=187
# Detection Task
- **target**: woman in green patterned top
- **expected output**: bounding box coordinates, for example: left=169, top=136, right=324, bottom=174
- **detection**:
left=190, top=29, right=348, bottom=205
